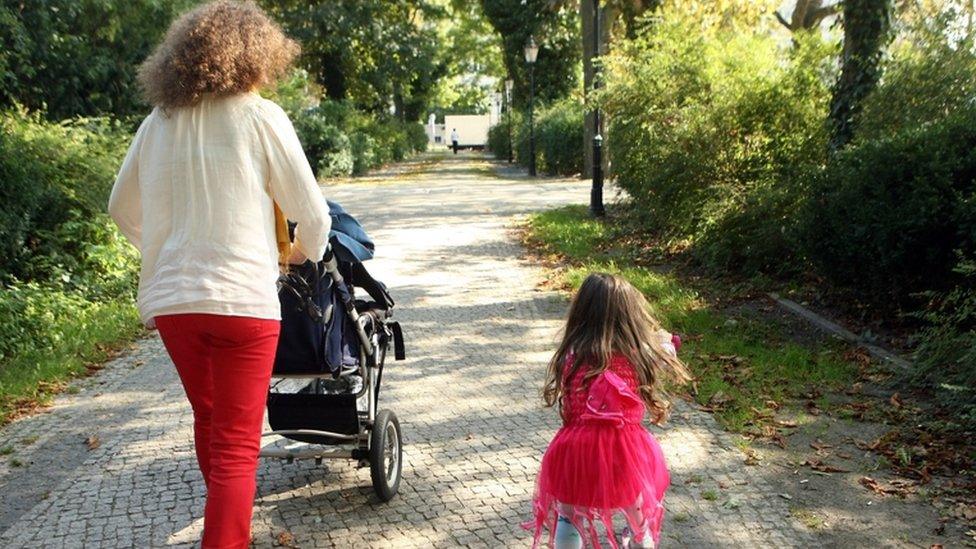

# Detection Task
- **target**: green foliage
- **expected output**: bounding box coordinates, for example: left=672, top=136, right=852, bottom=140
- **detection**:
left=0, top=110, right=141, bottom=420
left=535, top=97, right=584, bottom=176
left=480, top=0, right=580, bottom=107
left=0, top=109, right=131, bottom=281
left=487, top=111, right=518, bottom=159
left=0, top=0, right=198, bottom=119
left=857, top=15, right=976, bottom=141
left=513, top=97, right=584, bottom=176
left=802, top=108, right=976, bottom=305
left=601, top=19, right=835, bottom=272
left=292, top=106, right=354, bottom=178
left=911, top=259, right=976, bottom=428
left=263, top=0, right=444, bottom=120
left=291, top=100, right=428, bottom=178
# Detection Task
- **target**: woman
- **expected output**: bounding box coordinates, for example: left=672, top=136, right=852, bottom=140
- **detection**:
left=107, top=2, right=330, bottom=546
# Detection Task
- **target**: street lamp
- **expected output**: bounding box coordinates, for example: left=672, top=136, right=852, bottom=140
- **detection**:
left=590, top=0, right=605, bottom=216
left=505, top=78, right=514, bottom=163
left=524, top=36, right=539, bottom=177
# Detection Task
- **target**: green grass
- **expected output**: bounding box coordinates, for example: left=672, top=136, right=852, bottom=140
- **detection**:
left=0, top=300, right=143, bottom=425
left=524, top=205, right=858, bottom=433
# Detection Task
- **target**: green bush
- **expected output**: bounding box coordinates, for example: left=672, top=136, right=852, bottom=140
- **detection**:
left=350, top=133, right=378, bottom=175
left=801, top=108, right=976, bottom=305
left=403, top=121, right=429, bottom=154
left=289, top=97, right=428, bottom=178
left=0, top=109, right=141, bottom=419
left=0, top=108, right=131, bottom=282
left=857, top=17, right=976, bottom=142
left=535, top=98, right=584, bottom=176
left=291, top=105, right=354, bottom=178
left=911, top=259, right=976, bottom=428
left=600, top=21, right=835, bottom=273
left=487, top=116, right=514, bottom=160
left=511, top=99, right=583, bottom=176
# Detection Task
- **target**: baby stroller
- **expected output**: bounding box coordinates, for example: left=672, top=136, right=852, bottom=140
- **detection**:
left=259, top=201, right=406, bottom=501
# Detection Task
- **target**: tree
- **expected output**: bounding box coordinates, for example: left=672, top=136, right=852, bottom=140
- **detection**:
left=264, top=0, right=443, bottom=120
left=0, top=0, right=199, bottom=119
left=427, top=0, right=506, bottom=116
left=775, top=0, right=840, bottom=33
left=480, top=0, right=580, bottom=108
left=829, top=0, right=893, bottom=151
left=580, top=0, right=661, bottom=174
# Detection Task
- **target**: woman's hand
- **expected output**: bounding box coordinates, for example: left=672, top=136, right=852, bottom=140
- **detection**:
left=287, top=233, right=308, bottom=264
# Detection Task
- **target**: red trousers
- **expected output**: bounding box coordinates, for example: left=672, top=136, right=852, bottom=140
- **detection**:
left=156, top=313, right=280, bottom=549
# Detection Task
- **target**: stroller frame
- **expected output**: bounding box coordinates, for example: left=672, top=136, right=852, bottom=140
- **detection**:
left=259, top=245, right=404, bottom=501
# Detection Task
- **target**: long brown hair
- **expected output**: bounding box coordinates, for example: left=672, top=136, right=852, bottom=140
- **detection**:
left=543, top=273, right=691, bottom=424
left=138, top=1, right=298, bottom=109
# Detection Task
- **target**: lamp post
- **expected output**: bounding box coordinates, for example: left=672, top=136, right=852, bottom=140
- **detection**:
left=505, top=78, right=514, bottom=163
left=590, top=0, right=605, bottom=217
left=524, top=36, right=539, bottom=177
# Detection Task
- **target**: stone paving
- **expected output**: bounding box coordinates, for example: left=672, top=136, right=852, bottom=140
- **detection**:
left=0, top=152, right=815, bottom=547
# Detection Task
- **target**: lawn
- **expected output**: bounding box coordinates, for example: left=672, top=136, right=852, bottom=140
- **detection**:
left=522, top=205, right=858, bottom=434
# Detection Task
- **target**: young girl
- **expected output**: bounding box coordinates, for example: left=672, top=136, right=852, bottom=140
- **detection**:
left=528, top=273, right=690, bottom=549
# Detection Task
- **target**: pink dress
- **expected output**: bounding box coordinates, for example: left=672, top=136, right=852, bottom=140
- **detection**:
left=528, top=355, right=670, bottom=548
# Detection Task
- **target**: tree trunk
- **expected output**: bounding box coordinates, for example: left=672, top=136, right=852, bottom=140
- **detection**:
left=828, top=0, right=892, bottom=151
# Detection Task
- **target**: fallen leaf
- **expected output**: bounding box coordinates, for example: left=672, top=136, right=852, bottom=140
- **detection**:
left=802, top=459, right=849, bottom=473
left=275, top=531, right=295, bottom=547
left=889, top=393, right=902, bottom=408
left=810, top=440, right=833, bottom=452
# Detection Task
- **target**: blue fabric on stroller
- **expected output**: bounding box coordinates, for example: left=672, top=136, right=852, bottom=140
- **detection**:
left=273, top=200, right=390, bottom=376
left=327, top=200, right=374, bottom=263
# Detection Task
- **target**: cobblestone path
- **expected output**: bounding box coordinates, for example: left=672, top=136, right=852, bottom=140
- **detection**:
left=0, top=153, right=815, bottom=548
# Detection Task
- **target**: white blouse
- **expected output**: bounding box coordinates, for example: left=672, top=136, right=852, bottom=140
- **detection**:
left=108, top=93, right=331, bottom=326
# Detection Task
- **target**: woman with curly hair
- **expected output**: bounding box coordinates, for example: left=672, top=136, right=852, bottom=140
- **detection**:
left=107, top=2, right=330, bottom=546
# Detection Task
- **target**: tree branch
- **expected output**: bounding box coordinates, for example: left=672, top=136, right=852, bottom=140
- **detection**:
left=774, top=10, right=793, bottom=30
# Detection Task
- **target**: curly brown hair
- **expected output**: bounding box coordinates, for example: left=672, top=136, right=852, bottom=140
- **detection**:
left=138, top=0, right=298, bottom=108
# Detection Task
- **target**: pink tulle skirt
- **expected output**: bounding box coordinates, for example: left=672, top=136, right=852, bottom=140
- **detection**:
left=527, top=423, right=669, bottom=548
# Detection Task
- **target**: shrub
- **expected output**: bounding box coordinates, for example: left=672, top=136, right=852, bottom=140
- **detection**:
left=801, top=108, right=976, bottom=306
left=487, top=117, right=513, bottom=160
left=350, top=133, right=378, bottom=175
left=291, top=105, right=354, bottom=178
left=600, top=21, right=835, bottom=273
left=403, top=121, right=429, bottom=153
left=0, top=108, right=130, bottom=282
left=535, top=97, right=584, bottom=176
left=511, top=99, right=583, bottom=176
left=911, top=259, right=976, bottom=428
left=287, top=95, right=428, bottom=178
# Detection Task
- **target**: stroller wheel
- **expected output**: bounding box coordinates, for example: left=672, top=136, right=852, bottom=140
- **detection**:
left=369, top=409, right=402, bottom=502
